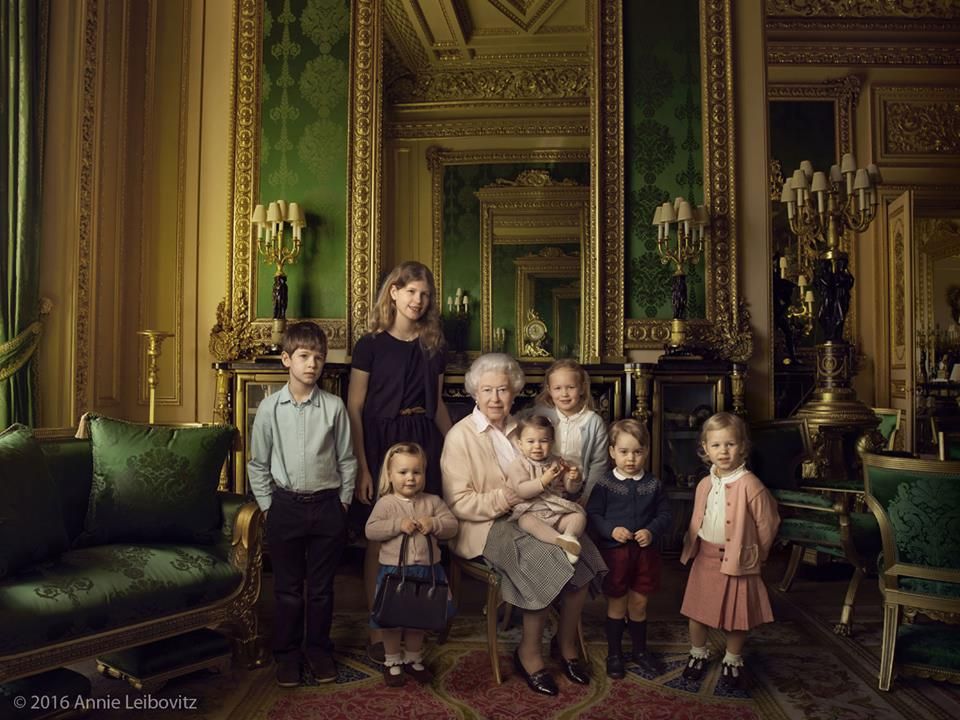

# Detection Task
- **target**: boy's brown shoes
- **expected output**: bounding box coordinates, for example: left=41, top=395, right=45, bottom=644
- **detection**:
left=276, top=659, right=301, bottom=687
left=306, top=651, right=337, bottom=683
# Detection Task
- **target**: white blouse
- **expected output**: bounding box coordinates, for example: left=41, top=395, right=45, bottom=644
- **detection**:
left=555, top=405, right=590, bottom=467
left=697, top=463, right=748, bottom=544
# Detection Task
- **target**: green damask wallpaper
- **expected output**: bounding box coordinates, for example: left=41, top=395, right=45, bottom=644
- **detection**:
left=442, top=162, right=590, bottom=351
left=257, top=0, right=350, bottom=320
left=625, top=0, right=704, bottom=320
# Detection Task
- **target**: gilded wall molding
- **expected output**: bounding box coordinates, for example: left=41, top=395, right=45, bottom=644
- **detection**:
left=616, top=0, right=747, bottom=360
left=875, top=86, right=960, bottom=165
left=219, top=0, right=355, bottom=357
left=766, top=1, right=960, bottom=19
left=386, top=118, right=589, bottom=139
left=386, top=64, right=590, bottom=104
left=768, top=45, right=960, bottom=66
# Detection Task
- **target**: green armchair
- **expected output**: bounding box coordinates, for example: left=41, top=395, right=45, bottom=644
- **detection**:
left=751, top=418, right=881, bottom=635
left=872, top=407, right=903, bottom=451
left=863, top=452, right=960, bottom=691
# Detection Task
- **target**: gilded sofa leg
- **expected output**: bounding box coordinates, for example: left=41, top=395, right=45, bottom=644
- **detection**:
left=878, top=601, right=899, bottom=691
left=834, top=566, right=864, bottom=636
left=779, top=544, right=803, bottom=592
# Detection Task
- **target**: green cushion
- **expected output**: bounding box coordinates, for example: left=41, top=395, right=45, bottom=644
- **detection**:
left=39, top=437, right=93, bottom=544
left=0, top=425, right=69, bottom=579
left=887, top=477, right=960, bottom=569
left=778, top=512, right=880, bottom=555
left=875, top=412, right=898, bottom=442
left=0, top=543, right=240, bottom=655
left=771, top=489, right=834, bottom=509
left=82, top=416, right=234, bottom=545
left=896, top=622, right=960, bottom=670
left=899, top=577, right=960, bottom=599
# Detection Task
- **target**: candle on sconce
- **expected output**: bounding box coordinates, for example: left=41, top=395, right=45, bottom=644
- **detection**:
left=804, top=290, right=814, bottom=304
left=779, top=256, right=787, bottom=278
left=798, top=274, right=807, bottom=288
left=463, top=294, right=469, bottom=311
left=447, top=296, right=453, bottom=311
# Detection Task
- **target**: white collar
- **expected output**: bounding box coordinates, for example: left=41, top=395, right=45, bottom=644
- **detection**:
left=711, top=463, right=747, bottom=486
left=613, top=467, right=646, bottom=482
left=556, top=405, right=588, bottom=423
left=470, top=405, right=517, bottom=436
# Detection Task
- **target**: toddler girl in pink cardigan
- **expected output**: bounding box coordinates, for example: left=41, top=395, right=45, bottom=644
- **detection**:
left=679, top=412, right=780, bottom=690
left=365, top=442, right=458, bottom=687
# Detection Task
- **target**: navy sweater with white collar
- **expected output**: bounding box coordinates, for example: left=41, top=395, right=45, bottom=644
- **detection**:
left=586, top=469, right=672, bottom=550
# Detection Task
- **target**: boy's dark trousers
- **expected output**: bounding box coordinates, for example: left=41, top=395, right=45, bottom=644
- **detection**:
left=267, top=487, right=346, bottom=663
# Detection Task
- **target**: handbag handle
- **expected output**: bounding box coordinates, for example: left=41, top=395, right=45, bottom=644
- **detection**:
left=395, top=527, right=439, bottom=593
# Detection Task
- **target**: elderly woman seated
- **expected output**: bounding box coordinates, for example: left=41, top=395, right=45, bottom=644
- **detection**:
left=441, top=353, right=607, bottom=696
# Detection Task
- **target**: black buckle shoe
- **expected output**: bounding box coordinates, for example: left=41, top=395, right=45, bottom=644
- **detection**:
left=682, top=654, right=708, bottom=681
left=514, top=649, right=559, bottom=696
left=606, top=653, right=625, bottom=680
left=550, top=635, right=590, bottom=685
left=718, top=661, right=747, bottom=691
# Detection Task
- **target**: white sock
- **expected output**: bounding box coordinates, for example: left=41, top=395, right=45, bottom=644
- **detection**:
left=689, top=645, right=710, bottom=660
left=384, top=652, right=404, bottom=675
left=403, top=649, right=425, bottom=671
left=722, top=651, right=743, bottom=667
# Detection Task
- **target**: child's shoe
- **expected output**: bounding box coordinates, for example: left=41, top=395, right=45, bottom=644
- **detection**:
left=384, top=653, right=406, bottom=687
left=631, top=652, right=664, bottom=677
left=306, top=650, right=337, bottom=683
left=718, top=658, right=748, bottom=691
left=681, top=653, right=709, bottom=681
left=404, top=662, right=434, bottom=684
left=555, top=534, right=581, bottom=563
left=605, top=653, right=625, bottom=680
left=276, top=659, right=301, bottom=687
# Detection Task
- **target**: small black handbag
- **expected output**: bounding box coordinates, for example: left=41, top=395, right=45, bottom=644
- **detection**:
left=372, top=533, right=449, bottom=632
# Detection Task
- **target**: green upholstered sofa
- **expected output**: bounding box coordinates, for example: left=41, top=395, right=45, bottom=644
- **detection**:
left=0, top=425, right=264, bottom=684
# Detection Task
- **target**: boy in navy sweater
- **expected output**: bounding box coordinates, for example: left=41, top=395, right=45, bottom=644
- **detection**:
left=587, top=419, right=671, bottom=679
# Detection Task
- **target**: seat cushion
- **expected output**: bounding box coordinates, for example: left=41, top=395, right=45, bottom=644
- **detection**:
left=778, top=512, right=880, bottom=555
left=771, top=489, right=835, bottom=509
left=82, top=416, right=234, bottom=545
left=0, top=543, right=241, bottom=655
left=899, top=577, right=960, bottom=599
left=0, top=425, right=69, bottom=579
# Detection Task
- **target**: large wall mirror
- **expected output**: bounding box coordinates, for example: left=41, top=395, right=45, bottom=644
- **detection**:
left=216, top=0, right=740, bottom=364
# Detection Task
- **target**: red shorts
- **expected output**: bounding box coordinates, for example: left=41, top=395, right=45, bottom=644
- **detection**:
left=600, top=543, right=662, bottom=597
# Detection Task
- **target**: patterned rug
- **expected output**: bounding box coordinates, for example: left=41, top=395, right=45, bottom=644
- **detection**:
left=78, top=589, right=960, bottom=720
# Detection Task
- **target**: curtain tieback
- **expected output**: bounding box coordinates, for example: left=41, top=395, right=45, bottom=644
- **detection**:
left=0, top=321, right=42, bottom=381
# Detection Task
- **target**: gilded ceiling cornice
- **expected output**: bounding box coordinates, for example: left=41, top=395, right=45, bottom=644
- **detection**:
left=385, top=117, right=589, bottom=139
left=768, top=44, right=960, bottom=66
left=766, top=0, right=960, bottom=19
left=386, top=64, right=590, bottom=104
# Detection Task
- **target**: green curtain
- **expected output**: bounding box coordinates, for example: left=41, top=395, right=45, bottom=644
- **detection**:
left=0, top=0, right=47, bottom=427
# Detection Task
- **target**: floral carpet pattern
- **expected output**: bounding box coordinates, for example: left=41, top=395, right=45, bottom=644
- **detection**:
left=79, top=592, right=960, bottom=720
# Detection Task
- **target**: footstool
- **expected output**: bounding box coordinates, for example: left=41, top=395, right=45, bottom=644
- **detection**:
left=96, top=629, right=231, bottom=692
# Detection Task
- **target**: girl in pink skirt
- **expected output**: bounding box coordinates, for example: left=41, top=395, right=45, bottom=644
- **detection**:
left=679, top=412, right=780, bottom=690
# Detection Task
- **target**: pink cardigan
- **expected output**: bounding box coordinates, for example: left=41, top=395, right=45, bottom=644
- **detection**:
left=680, top=470, right=780, bottom=576
left=440, top=416, right=516, bottom=559
left=365, top=493, right=458, bottom=566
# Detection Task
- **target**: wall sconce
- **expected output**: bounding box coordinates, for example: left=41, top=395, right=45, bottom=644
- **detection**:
left=251, top=200, right=306, bottom=349
left=652, top=197, right=708, bottom=354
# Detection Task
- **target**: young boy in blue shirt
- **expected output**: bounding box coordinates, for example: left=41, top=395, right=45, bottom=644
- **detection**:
left=248, top=321, right=358, bottom=687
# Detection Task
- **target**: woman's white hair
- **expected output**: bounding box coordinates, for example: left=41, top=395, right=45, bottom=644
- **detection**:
left=464, top=353, right=526, bottom=397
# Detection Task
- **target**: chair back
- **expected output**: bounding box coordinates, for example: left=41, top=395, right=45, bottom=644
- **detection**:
left=872, top=407, right=902, bottom=451
left=862, top=452, right=960, bottom=590
left=939, top=431, right=960, bottom=462
left=749, top=418, right=813, bottom=491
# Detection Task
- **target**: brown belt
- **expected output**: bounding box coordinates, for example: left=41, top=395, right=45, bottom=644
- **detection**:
left=398, top=406, right=427, bottom=416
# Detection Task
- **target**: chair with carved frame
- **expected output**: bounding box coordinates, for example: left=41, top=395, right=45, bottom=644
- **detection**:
left=444, top=555, right=587, bottom=685
left=872, top=407, right=903, bottom=451
left=750, top=418, right=881, bottom=635
left=938, top=431, right=960, bottom=462
left=862, top=452, right=960, bottom=691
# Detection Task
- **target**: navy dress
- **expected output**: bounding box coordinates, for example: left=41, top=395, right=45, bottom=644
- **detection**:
left=351, top=332, right=446, bottom=496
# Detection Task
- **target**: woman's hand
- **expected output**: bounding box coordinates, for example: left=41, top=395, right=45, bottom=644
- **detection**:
left=503, top=487, right=523, bottom=507
left=399, top=518, right=419, bottom=535
left=415, top=516, right=435, bottom=535
left=611, top=526, right=632, bottom=543
left=634, top=529, right=653, bottom=547
left=355, top=468, right=375, bottom=505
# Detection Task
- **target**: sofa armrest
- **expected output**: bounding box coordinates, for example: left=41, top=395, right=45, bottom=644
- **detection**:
left=216, top=493, right=263, bottom=573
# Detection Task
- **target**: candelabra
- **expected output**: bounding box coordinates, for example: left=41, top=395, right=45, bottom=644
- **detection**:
left=652, top=197, right=708, bottom=354
left=137, top=330, right=173, bottom=423
left=251, top=200, right=306, bottom=349
left=445, top=288, right=472, bottom=366
left=780, top=154, right=882, bottom=482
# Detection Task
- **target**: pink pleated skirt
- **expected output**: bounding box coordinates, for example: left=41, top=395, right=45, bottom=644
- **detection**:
left=680, top=540, right=774, bottom=632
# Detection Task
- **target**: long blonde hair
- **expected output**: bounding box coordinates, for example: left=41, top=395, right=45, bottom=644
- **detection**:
left=534, top=359, right=595, bottom=411
left=368, top=261, right=444, bottom=355
left=377, top=442, right=428, bottom=497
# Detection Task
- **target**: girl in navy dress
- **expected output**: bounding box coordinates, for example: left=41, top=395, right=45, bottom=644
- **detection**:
left=348, top=261, right=452, bottom=662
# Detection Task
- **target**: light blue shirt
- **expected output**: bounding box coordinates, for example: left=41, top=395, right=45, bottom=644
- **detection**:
left=247, top=383, right=357, bottom=511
